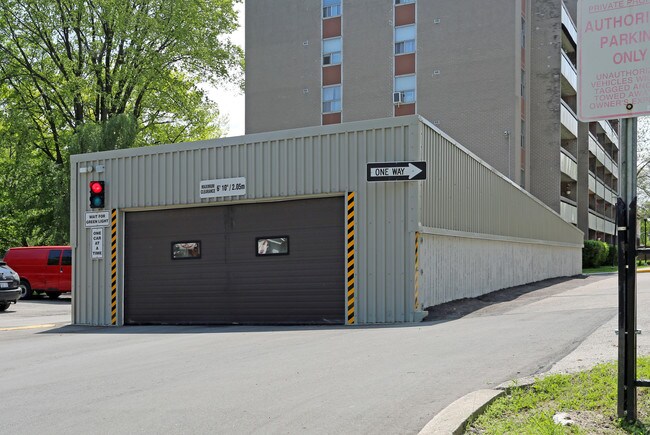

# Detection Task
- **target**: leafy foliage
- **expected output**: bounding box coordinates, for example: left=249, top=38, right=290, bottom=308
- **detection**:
left=0, top=0, right=243, bottom=253
left=605, top=243, right=617, bottom=266
left=582, top=240, right=610, bottom=269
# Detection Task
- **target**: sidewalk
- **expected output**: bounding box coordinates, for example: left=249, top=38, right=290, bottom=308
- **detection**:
left=419, top=273, right=650, bottom=435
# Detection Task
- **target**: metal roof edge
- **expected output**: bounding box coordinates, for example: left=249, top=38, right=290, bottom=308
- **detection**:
left=70, top=116, right=420, bottom=163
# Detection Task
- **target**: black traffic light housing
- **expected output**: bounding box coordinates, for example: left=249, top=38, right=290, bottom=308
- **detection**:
left=89, top=181, right=105, bottom=209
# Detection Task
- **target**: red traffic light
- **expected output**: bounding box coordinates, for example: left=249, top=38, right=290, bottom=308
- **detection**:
left=89, top=181, right=105, bottom=209
left=90, top=181, right=104, bottom=194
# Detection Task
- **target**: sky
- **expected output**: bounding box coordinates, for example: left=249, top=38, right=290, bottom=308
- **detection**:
left=206, top=2, right=245, bottom=137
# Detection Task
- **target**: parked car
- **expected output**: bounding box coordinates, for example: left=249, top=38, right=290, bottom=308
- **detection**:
left=3, top=246, right=72, bottom=299
left=0, top=261, right=21, bottom=311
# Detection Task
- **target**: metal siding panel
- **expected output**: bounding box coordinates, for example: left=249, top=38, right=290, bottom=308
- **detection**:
left=356, top=130, right=372, bottom=323
left=138, top=154, right=145, bottom=205
left=376, top=128, right=387, bottom=322
left=270, top=140, right=279, bottom=196
left=287, top=139, right=297, bottom=196
left=278, top=139, right=287, bottom=196
left=163, top=155, right=171, bottom=207
left=313, top=137, right=322, bottom=194
left=418, top=121, right=582, bottom=245
left=386, top=183, right=395, bottom=323
left=306, top=137, right=314, bottom=195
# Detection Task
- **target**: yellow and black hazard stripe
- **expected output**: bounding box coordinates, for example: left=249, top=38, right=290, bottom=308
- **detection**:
left=346, top=192, right=355, bottom=325
left=111, top=209, right=118, bottom=325
left=414, top=232, right=420, bottom=311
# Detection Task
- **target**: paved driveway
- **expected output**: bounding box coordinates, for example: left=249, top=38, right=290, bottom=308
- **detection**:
left=0, top=295, right=71, bottom=330
left=1, top=274, right=641, bottom=434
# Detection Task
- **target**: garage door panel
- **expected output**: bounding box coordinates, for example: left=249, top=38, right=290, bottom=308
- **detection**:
left=127, top=207, right=226, bottom=236
left=125, top=197, right=345, bottom=325
left=230, top=198, right=343, bottom=231
left=125, top=206, right=230, bottom=324
left=226, top=198, right=344, bottom=324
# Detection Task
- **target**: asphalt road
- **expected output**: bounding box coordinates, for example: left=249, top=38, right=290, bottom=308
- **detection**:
left=0, top=274, right=642, bottom=434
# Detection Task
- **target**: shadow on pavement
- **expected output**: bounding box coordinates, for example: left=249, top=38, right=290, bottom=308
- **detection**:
left=423, top=274, right=604, bottom=323
left=22, top=297, right=71, bottom=305
left=38, top=275, right=612, bottom=335
left=39, top=321, right=435, bottom=335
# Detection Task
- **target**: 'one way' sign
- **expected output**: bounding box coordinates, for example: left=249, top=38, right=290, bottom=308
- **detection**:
left=367, top=161, right=427, bottom=182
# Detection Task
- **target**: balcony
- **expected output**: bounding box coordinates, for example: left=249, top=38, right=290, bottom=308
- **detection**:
left=589, top=211, right=616, bottom=235
left=589, top=173, right=605, bottom=199
left=561, top=3, right=578, bottom=45
left=561, top=51, right=577, bottom=94
left=605, top=186, right=616, bottom=205
left=561, top=102, right=578, bottom=139
left=589, top=134, right=619, bottom=180
left=598, top=120, right=619, bottom=149
left=560, top=200, right=578, bottom=225
left=560, top=150, right=578, bottom=181
left=589, top=173, right=617, bottom=205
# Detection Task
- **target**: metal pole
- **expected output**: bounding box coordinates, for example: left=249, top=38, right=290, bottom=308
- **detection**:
left=617, top=196, right=628, bottom=418
left=618, top=117, right=638, bottom=421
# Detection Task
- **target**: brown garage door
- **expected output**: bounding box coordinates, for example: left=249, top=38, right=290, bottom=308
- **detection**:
left=124, top=197, right=345, bottom=324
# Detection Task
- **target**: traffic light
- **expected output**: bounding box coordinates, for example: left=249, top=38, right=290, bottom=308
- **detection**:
left=89, top=181, right=105, bottom=209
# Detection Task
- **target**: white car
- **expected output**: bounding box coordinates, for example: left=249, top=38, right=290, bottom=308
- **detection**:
left=0, top=261, right=21, bottom=311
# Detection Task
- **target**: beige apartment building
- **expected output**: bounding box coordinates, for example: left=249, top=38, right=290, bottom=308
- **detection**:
left=245, top=0, right=619, bottom=242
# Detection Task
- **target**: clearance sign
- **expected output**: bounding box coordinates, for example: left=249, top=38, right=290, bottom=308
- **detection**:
left=577, top=0, right=650, bottom=121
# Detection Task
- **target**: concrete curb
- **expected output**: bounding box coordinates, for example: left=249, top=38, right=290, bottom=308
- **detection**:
left=417, top=389, right=504, bottom=435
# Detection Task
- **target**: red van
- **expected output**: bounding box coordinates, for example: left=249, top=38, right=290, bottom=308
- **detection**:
left=3, top=246, right=72, bottom=299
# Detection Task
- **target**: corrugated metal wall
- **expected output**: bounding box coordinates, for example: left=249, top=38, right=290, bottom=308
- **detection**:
left=417, top=118, right=583, bottom=309
left=70, top=117, right=422, bottom=326
left=418, top=119, right=584, bottom=244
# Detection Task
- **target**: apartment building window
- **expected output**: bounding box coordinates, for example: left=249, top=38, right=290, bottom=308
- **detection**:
left=521, top=17, right=526, bottom=48
left=323, top=0, right=341, bottom=18
left=395, top=25, right=416, bottom=54
left=521, top=69, right=526, bottom=96
left=322, top=37, right=342, bottom=65
left=521, top=120, right=526, bottom=148
left=395, top=0, right=415, bottom=3
left=322, top=85, right=342, bottom=113
left=394, top=75, right=416, bottom=103
left=520, top=168, right=525, bottom=188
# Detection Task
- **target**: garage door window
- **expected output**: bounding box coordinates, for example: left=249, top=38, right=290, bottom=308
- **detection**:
left=256, top=237, right=289, bottom=256
left=172, top=241, right=201, bottom=259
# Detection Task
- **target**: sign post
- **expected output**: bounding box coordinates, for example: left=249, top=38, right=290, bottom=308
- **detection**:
left=616, top=117, right=638, bottom=421
left=578, top=0, right=650, bottom=422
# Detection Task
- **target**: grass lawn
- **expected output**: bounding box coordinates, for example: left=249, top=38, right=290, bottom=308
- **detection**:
left=466, top=357, right=650, bottom=434
left=583, top=265, right=650, bottom=274
left=582, top=265, right=618, bottom=274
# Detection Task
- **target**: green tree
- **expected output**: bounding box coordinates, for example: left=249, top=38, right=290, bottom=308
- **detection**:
left=0, top=0, right=243, bottom=252
left=637, top=117, right=650, bottom=201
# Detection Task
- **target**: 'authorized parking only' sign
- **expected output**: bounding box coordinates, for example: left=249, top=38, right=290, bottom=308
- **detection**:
left=577, top=0, right=650, bottom=121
